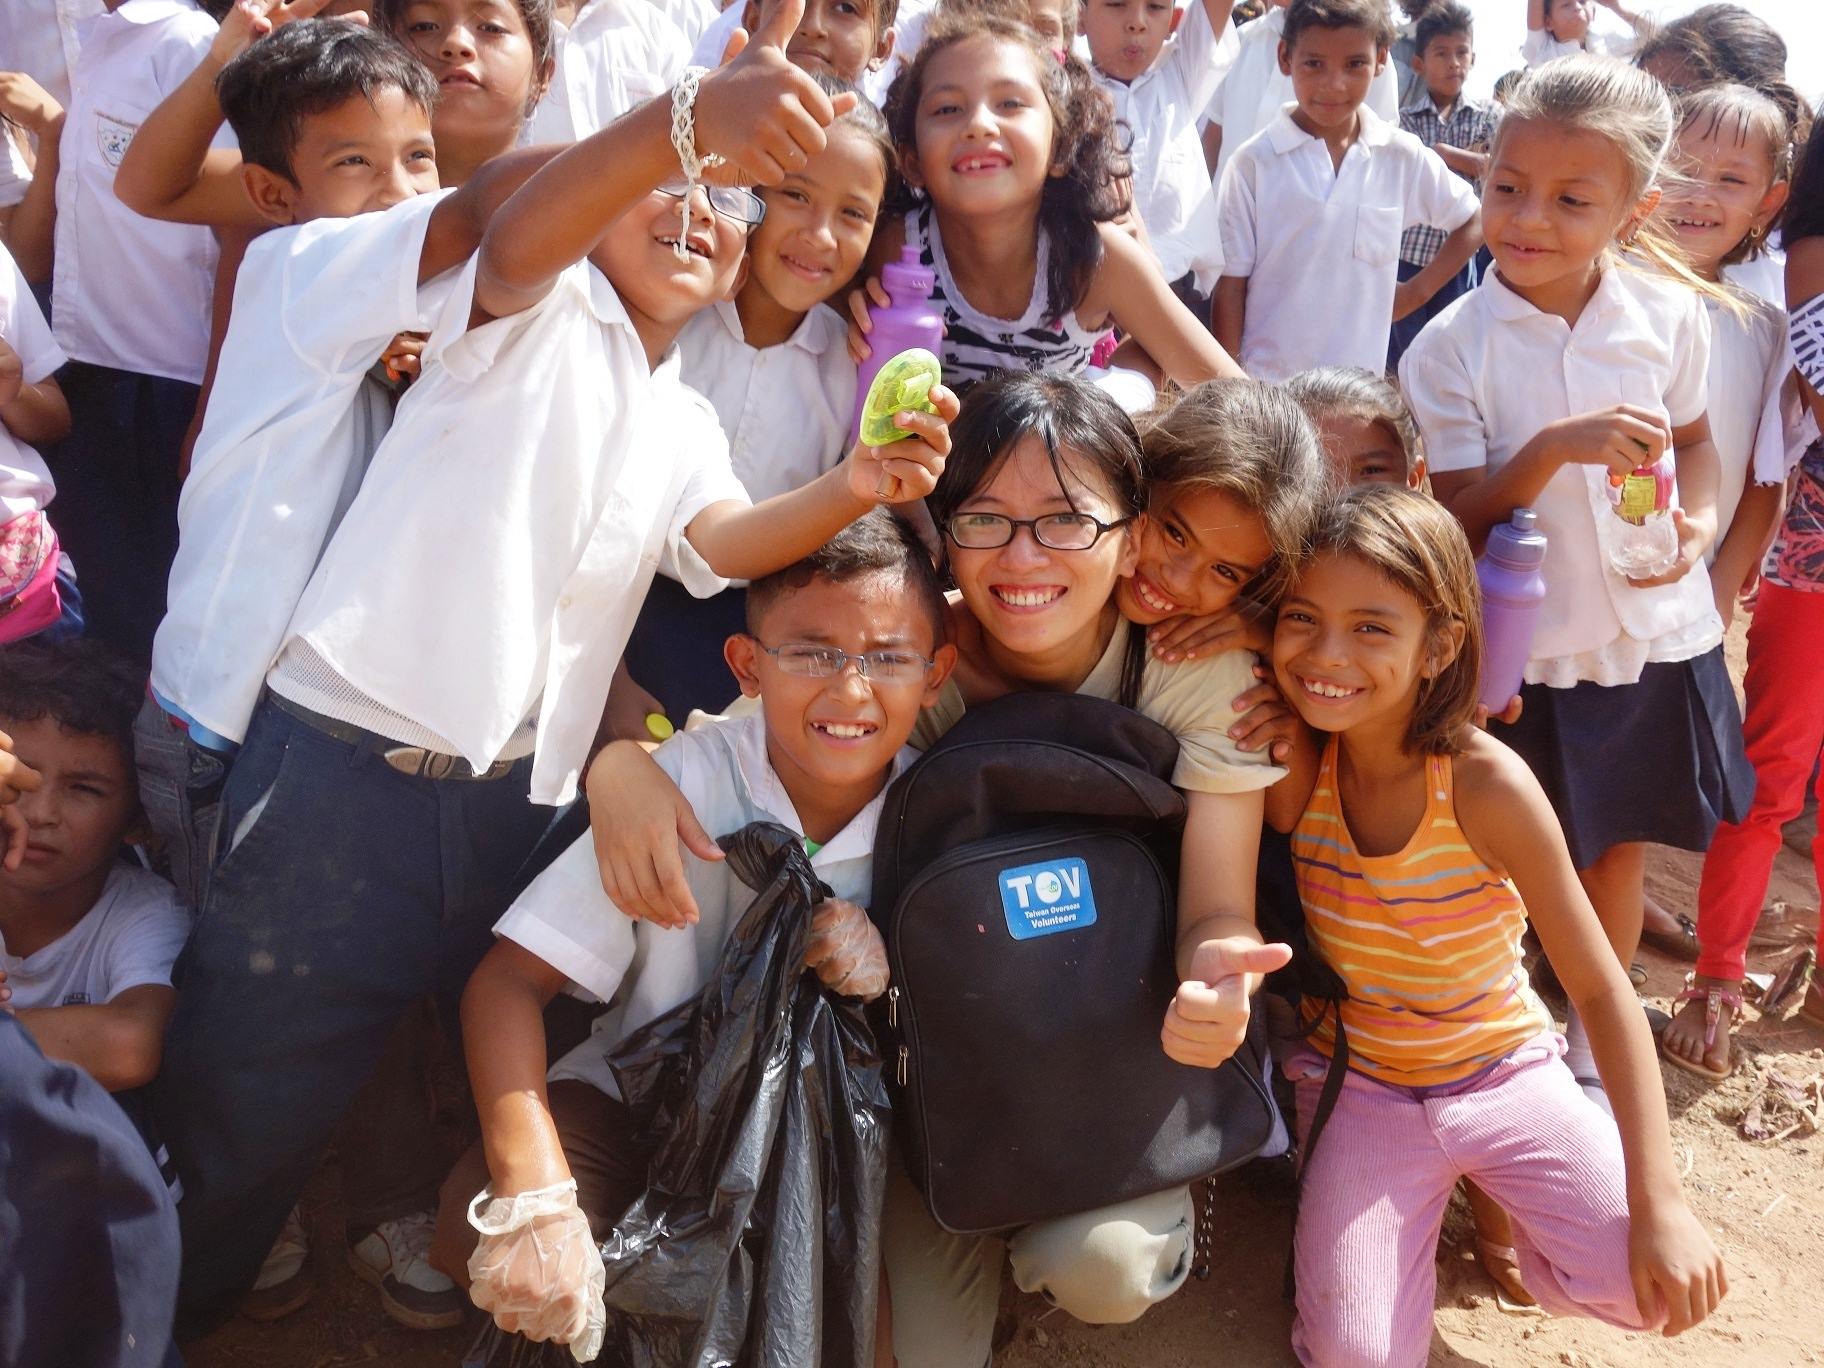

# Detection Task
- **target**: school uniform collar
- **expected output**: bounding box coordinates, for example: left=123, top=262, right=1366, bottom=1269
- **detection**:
left=727, top=712, right=914, bottom=870
left=113, top=0, right=197, bottom=23
left=1264, top=101, right=1395, bottom=155
left=711, top=298, right=839, bottom=356
left=1482, top=265, right=1631, bottom=327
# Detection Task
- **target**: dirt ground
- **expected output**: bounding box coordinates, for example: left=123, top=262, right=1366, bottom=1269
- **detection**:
left=187, top=619, right=1824, bottom=1368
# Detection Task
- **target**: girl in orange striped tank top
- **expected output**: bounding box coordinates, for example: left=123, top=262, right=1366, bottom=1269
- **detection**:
left=1263, top=488, right=1723, bottom=1368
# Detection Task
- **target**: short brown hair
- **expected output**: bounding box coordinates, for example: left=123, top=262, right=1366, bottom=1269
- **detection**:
left=1282, top=0, right=1396, bottom=53
left=1304, top=486, right=1481, bottom=755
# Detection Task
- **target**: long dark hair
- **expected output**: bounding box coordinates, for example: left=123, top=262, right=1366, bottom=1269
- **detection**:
left=884, top=11, right=1129, bottom=326
left=1787, top=116, right=1824, bottom=247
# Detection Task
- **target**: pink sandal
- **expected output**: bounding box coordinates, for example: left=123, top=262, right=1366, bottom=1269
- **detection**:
left=1660, top=978, right=1742, bottom=1082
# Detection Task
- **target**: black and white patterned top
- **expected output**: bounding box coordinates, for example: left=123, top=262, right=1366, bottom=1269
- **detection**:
left=904, top=202, right=1101, bottom=392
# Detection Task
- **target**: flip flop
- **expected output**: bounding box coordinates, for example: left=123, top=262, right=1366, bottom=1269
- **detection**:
left=1474, top=1237, right=1544, bottom=1316
left=1660, top=978, right=1741, bottom=1082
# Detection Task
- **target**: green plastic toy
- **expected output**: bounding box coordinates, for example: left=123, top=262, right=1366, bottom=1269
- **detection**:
left=859, top=348, right=943, bottom=447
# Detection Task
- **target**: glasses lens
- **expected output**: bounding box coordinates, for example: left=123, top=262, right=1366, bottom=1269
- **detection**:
left=947, top=514, right=1011, bottom=548
left=774, top=645, right=843, bottom=676
left=657, top=179, right=687, bottom=198
left=709, top=187, right=765, bottom=225
left=861, top=651, right=931, bottom=682
left=1035, top=514, right=1102, bottom=550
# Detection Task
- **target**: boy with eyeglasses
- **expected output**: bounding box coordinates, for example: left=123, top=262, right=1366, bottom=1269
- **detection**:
left=429, top=511, right=956, bottom=1353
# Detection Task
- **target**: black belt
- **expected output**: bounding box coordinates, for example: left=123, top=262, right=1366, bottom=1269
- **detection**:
left=267, top=692, right=521, bottom=782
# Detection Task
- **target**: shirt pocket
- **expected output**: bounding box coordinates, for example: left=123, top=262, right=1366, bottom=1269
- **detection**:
left=1352, top=204, right=1402, bottom=268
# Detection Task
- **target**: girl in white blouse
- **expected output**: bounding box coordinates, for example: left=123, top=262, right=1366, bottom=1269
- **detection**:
left=1399, top=56, right=1753, bottom=1109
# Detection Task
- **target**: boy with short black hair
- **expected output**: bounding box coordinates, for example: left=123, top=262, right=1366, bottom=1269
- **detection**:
left=1213, top=0, right=1480, bottom=381
left=1386, top=0, right=1493, bottom=366
left=429, top=511, right=955, bottom=1356
left=0, top=639, right=187, bottom=1127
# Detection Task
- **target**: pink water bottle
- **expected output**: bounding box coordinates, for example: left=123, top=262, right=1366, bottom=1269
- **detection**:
left=1476, top=507, right=1547, bottom=714
left=852, top=245, right=943, bottom=442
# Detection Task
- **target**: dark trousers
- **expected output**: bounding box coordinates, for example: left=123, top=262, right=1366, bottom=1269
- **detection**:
left=1385, top=252, right=1482, bottom=371
left=155, top=698, right=554, bottom=1338
left=49, top=362, right=196, bottom=662
left=621, top=573, right=750, bottom=721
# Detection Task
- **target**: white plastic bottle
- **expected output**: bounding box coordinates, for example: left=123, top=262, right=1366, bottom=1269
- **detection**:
left=1607, top=458, right=1678, bottom=579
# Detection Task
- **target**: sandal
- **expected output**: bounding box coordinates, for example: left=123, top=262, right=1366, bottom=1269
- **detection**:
left=1660, top=978, right=1742, bottom=1082
left=1640, top=910, right=1699, bottom=962
left=1474, top=1237, right=1543, bottom=1316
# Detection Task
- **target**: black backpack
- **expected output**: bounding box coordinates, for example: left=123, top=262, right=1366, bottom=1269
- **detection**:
left=868, top=691, right=1281, bottom=1235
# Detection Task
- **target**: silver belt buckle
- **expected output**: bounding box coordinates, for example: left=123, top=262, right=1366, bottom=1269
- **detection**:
left=382, top=746, right=510, bottom=781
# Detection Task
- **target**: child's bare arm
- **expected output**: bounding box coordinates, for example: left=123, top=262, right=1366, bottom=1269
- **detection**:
left=1459, top=739, right=1725, bottom=1335
left=1262, top=726, right=1320, bottom=833
left=1392, top=212, right=1481, bottom=321
left=1095, top=226, right=1244, bottom=384
left=14, top=985, right=177, bottom=1092
left=477, top=0, right=852, bottom=320
left=584, top=742, right=722, bottom=927
left=1526, top=0, right=1548, bottom=34
left=1708, top=479, right=1781, bottom=627
left=0, top=76, right=61, bottom=282
left=1212, top=275, right=1247, bottom=359
left=461, top=940, right=574, bottom=1196
left=0, top=338, right=69, bottom=446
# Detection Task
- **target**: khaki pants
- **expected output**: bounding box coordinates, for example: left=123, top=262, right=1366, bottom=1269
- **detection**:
left=880, top=1159, right=1193, bottom=1367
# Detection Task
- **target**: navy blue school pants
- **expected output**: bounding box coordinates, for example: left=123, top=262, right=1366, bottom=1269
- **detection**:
left=1386, top=252, right=1483, bottom=371
left=154, top=698, right=554, bottom=1339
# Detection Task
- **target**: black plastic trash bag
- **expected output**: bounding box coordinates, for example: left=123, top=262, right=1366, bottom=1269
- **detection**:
left=465, top=822, right=893, bottom=1368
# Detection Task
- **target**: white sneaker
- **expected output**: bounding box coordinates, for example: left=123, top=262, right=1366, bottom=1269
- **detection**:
left=242, top=1206, right=313, bottom=1322
left=348, top=1210, right=464, bottom=1330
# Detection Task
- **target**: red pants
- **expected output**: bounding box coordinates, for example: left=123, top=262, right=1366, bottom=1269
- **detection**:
left=1695, top=583, right=1824, bottom=981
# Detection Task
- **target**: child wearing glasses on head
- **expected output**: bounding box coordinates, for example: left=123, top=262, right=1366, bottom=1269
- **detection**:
left=430, top=512, right=954, bottom=1358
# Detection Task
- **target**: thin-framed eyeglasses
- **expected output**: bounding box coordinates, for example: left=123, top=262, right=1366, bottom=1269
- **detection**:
left=752, top=640, right=936, bottom=684
left=657, top=179, right=766, bottom=226
left=943, top=511, right=1132, bottom=551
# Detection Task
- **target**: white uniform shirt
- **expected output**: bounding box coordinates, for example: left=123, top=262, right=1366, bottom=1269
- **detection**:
left=1704, top=289, right=1798, bottom=548
left=1399, top=267, right=1721, bottom=685
left=0, top=0, right=101, bottom=110
left=526, top=0, right=689, bottom=144
left=1090, top=8, right=1239, bottom=291
left=677, top=299, right=854, bottom=504
left=1520, top=15, right=1637, bottom=68
left=1204, top=6, right=1398, bottom=190
left=53, top=0, right=228, bottom=383
left=151, top=193, right=459, bottom=747
left=493, top=711, right=907, bottom=1097
left=0, top=241, right=65, bottom=522
left=277, top=260, right=747, bottom=805
left=649, top=0, right=718, bottom=47
left=0, top=865, right=188, bottom=1009
left=0, top=130, right=33, bottom=209
left=1218, top=103, right=1477, bottom=381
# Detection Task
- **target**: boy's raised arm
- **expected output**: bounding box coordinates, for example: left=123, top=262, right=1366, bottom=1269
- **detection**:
left=476, top=0, right=853, bottom=320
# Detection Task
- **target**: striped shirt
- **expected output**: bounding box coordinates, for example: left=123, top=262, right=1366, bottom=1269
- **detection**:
left=1397, top=92, right=1496, bottom=269
left=1292, top=740, right=1551, bottom=1087
left=903, top=203, right=1100, bottom=393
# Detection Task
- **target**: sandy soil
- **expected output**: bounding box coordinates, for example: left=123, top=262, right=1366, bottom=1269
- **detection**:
left=186, top=619, right=1824, bottom=1368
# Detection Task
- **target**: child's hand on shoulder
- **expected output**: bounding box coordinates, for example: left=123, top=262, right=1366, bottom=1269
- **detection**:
left=694, top=0, right=858, bottom=186
left=1163, top=937, right=1293, bottom=1068
left=1630, top=1191, right=1727, bottom=1336
left=842, top=383, right=958, bottom=506
left=0, top=338, right=22, bottom=409
left=1147, top=602, right=1271, bottom=664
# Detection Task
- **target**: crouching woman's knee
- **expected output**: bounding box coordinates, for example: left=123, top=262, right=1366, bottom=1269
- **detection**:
left=1007, top=1186, right=1194, bottom=1325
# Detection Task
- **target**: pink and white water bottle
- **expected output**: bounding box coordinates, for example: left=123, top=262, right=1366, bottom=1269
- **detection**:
left=852, top=245, right=943, bottom=443
left=1606, top=457, right=1678, bottom=579
left=1476, top=507, right=1547, bottom=713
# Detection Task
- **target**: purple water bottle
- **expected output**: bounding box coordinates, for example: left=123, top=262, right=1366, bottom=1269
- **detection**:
left=852, top=245, right=943, bottom=443
left=1477, top=508, right=1547, bottom=714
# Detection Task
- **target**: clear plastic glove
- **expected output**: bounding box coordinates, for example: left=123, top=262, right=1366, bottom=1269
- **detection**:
left=804, top=897, right=888, bottom=1001
left=467, top=1180, right=606, bottom=1363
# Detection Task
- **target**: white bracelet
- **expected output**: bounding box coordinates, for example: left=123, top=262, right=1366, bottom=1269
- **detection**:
left=668, top=67, right=724, bottom=263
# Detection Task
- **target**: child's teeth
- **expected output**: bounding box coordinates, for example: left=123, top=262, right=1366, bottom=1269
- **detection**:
left=999, top=587, right=1060, bottom=606
left=820, top=722, right=872, bottom=739
left=1305, top=679, right=1357, bottom=698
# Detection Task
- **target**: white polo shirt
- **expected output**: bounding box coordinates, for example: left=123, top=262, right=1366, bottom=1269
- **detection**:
left=274, top=260, right=747, bottom=805
left=0, top=0, right=101, bottom=110
left=0, top=865, right=189, bottom=1010
left=1218, top=102, right=1476, bottom=381
left=1090, top=8, right=1239, bottom=291
left=0, top=130, right=32, bottom=210
left=0, top=241, right=65, bottom=523
left=526, top=0, right=689, bottom=144
left=677, top=299, right=854, bottom=505
left=1204, top=6, right=1398, bottom=190
left=1399, top=267, right=1720, bottom=685
left=492, top=711, right=908, bottom=1098
left=1704, top=289, right=1798, bottom=547
left=52, top=0, right=229, bottom=383
left=150, top=192, right=459, bottom=747
left=1520, top=16, right=1637, bottom=68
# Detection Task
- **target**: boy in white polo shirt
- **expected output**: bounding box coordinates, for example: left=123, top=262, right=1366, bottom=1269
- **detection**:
left=1080, top=0, right=1239, bottom=319
left=428, top=512, right=953, bottom=1357
left=155, top=2, right=954, bottom=1340
left=1213, top=0, right=1479, bottom=381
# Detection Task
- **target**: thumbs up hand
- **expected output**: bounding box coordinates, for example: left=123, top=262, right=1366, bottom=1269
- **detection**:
left=693, top=0, right=859, bottom=185
left=1161, top=938, right=1292, bottom=1069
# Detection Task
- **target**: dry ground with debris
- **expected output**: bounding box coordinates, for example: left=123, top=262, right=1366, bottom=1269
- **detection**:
left=187, top=620, right=1824, bottom=1368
